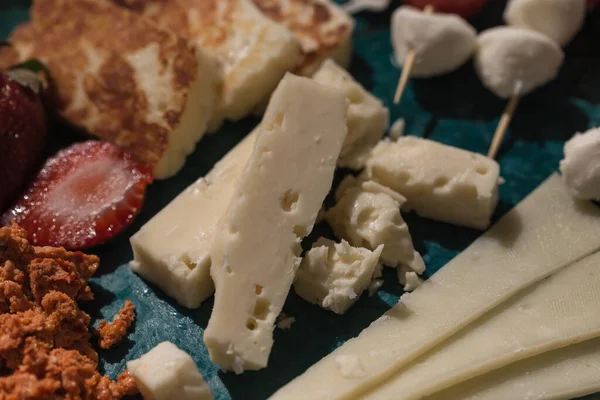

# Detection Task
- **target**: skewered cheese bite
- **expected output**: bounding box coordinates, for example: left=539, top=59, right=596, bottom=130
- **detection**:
left=474, top=27, right=564, bottom=99
left=560, top=127, right=600, bottom=201
left=504, top=0, right=586, bottom=46
left=391, top=5, right=477, bottom=78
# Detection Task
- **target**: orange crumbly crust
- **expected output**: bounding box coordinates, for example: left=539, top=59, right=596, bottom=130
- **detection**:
left=0, top=223, right=138, bottom=399
left=96, top=301, right=135, bottom=350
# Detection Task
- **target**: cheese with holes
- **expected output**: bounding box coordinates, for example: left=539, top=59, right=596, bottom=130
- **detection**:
left=364, top=137, right=501, bottom=229
left=127, top=342, right=213, bottom=400
left=204, top=74, right=347, bottom=373
left=313, top=60, right=389, bottom=169
left=294, top=239, right=383, bottom=314
left=269, top=174, right=600, bottom=400
left=431, top=338, right=600, bottom=400
left=364, top=250, right=600, bottom=400
left=252, top=0, right=355, bottom=76
left=326, top=176, right=425, bottom=273
left=130, top=131, right=256, bottom=308
left=0, top=0, right=220, bottom=179
left=114, top=0, right=302, bottom=128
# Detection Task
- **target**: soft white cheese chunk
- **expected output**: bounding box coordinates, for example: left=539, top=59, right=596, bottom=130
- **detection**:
left=391, top=5, right=477, bottom=78
left=364, top=136, right=501, bottom=230
left=130, top=131, right=257, bottom=309
left=560, top=127, right=600, bottom=201
left=504, top=0, right=586, bottom=46
left=431, top=338, right=600, bottom=400
left=313, top=60, right=389, bottom=170
left=294, top=239, right=384, bottom=314
left=326, top=177, right=425, bottom=273
left=398, top=267, right=423, bottom=292
left=127, top=342, right=213, bottom=400
left=475, top=26, right=564, bottom=98
left=268, top=174, right=600, bottom=400
left=204, top=74, right=348, bottom=373
left=365, top=250, right=600, bottom=400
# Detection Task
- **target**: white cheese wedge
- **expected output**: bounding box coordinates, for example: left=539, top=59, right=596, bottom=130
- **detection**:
left=313, top=60, right=389, bottom=170
left=431, top=338, right=600, bottom=400
left=204, top=74, right=348, bottom=373
left=129, top=131, right=257, bottom=309
left=120, top=0, right=302, bottom=128
left=127, top=341, right=213, bottom=400
left=294, top=239, right=384, bottom=314
left=364, top=250, right=600, bottom=400
left=269, top=174, right=600, bottom=400
left=364, top=136, right=501, bottom=229
left=326, top=177, right=425, bottom=273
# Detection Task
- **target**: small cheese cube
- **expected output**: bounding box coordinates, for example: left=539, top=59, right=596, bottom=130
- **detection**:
left=294, top=239, right=384, bottom=314
left=475, top=27, right=564, bottom=99
left=326, top=177, right=425, bottom=273
left=364, top=137, right=501, bottom=229
left=252, top=0, right=355, bottom=76
left=127, top=342, right=213, bottom=400
left=116, top=0, right=302, bottom=127
left=0, top=0, right=219, bottom=179
left=504, top=0, right=586, bottom=46
left=313, top=60, right=389, bottom=170
left=130, top=132, right=257, bottom=308
left=204, top=74, right=348, bottom=373
left=391, top=5, right=477, bottom=77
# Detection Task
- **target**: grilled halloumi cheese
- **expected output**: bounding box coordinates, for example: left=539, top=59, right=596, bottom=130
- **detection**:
left=252, top=0, right=355, bottom=76
left=0, top=0, right=219, bottom=179
left=115, top=0, right=303, bottom=128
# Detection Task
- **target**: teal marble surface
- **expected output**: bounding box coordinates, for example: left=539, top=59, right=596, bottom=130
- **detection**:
left=2, top=1, right=600, bottom=399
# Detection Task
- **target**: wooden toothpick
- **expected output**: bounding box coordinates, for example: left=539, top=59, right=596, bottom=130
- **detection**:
left=393, top=4, right=434, bottom=104
left=488, top=96, right=520, bottom=159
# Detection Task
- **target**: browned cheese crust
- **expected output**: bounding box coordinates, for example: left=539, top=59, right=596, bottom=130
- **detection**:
left=0, top=0, right=199, bottom=169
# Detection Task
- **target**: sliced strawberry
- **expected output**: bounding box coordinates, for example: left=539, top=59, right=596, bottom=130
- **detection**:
left=403, top=0, right=490, bottom=18
left=1, top=141, right=153, bottom=250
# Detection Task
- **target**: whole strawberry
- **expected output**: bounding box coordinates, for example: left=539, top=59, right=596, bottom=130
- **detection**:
left=0, top=67, right=48, bottom=211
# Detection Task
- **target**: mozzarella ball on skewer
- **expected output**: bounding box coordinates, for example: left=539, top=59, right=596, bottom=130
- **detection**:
left=391, top=6, right=477, bottom=78
left=474, top=27, right=564, bottom=99
left=560, top=127, right=600, bottom=201
left=504, top=0, right=586, bottom=46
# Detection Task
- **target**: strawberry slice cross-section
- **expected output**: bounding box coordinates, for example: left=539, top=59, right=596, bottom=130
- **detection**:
left=2, top=141, right=154, bottom=250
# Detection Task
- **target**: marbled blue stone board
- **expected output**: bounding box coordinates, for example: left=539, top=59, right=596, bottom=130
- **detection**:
left=2, top=0, right=600, bottom=399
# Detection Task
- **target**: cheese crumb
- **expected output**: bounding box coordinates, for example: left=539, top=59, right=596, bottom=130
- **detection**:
left=389, top=118, right=405, bottom=140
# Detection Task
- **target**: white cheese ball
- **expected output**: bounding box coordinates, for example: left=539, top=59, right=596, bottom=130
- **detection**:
left=391, top=5, right=477, bottom=78
left=475, top=27, right=564, bottom=99
left=560, top=127, right=600, bottom=201
left=504, top=0, right=586, bottom=46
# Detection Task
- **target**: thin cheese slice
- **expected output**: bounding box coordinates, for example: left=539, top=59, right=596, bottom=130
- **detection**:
left=269, top=174, right=600, bottom=400
left=205, top=74, right=348, bottom=373
left=430, top=338, right=600, bottom=400
left=364, top=250, right=600, bottom=400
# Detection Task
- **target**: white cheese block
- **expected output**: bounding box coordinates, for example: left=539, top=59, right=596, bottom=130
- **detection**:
left=475, top=27, right=564, bottom=99
left=127, top=341, right=213, bottom=400
left=504, top=0, right=586, bottom=46
left=121, top=0, right=302, bottom=127
left=313, top=60, right=389, bottom=170
left=129, top=131, right=257, bottom=309
left=391, top=6, right=477, bottom=78
left=326, top=177, right=425, bottom=273
left=269, top=174, right=600, bottom=400
left=364, top=250, right=600, bottom=400
left=294, top=239, right=384, bottom=314
left=364, top=136, right=501, bottom=229
left=431, top=338, right=600, bottom=400
left=204, top=74, right=348, bottom=373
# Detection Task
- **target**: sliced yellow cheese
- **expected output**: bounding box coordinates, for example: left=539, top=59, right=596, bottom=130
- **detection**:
left=205, top=74, right=348, bottom=373
left=269, top=174, right=600, bottom=400
left=364, top=250, right=600, bottom=400
left=430, top=338, right=600, bottom=400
